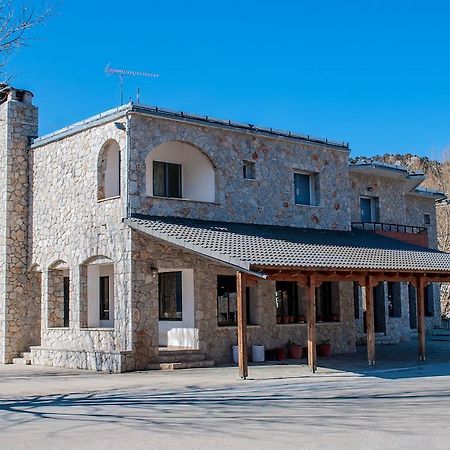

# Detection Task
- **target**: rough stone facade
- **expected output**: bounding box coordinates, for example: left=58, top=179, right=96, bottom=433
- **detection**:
left=0, top=90, right=443, bottom=371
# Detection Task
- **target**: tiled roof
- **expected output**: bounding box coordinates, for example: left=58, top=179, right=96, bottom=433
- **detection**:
left=126, top=215, right=450, bottom=275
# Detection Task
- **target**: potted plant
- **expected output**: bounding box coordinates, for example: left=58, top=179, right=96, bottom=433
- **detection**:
left=276, top=316, right=282, bottom=324
left=282, top=316, right=290, bottom=324
left=288, top=315, right=294, bottom=323
left=276, top=347, right=287, bottom=360
left=297, top=315, right=306, bottom=323
left=317, top=314, right=324, bottom=323
left=317, top=339, right=332, bottom=357
left=286, top=340, right=303, bottom=359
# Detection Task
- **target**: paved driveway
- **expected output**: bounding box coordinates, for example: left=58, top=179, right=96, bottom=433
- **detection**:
left=1, top=339, right=450, bottom=450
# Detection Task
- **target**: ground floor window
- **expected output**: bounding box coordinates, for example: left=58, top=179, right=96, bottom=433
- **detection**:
left=99, top=276, right=110, bottom=321
left=316, top=282, right=340, bottom=322
left=217, top=275, right=251, bottom=326
left=408, top=284, right=417, bottom=329
left=275, top=281, right=304, bottom=323
left=425, top=284, right=435, bottom=317
left=387, top=282, right=402, bottom=318
left=353, top=282, right=361, bottom=319
left=63, top=276, right=70, bottom=327
left=159, top=271, right=183, bottom=320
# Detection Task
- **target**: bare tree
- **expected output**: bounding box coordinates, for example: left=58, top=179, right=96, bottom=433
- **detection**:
left=0, top=0, right=52, bottom=81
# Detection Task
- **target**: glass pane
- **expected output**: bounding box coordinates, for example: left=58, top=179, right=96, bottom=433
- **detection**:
left=153, top=161, right=166, bottom=196
left=99, top=276, right=109, bottom=321
left=360, top=197, right=372, bottom=222
left=159, top=272, right=183, bottom=320
left=294, top=173, right=311, bottom=205
left=217, top=275, right=237, bottom=325
left=167, top=163, right=182, bottom=198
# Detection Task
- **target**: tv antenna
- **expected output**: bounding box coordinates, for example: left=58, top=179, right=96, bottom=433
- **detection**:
left=105, top=63, right=159, bottom=105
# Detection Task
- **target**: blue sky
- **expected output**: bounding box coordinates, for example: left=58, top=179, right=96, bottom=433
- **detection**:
left=11, top=0, right=450, bottom=158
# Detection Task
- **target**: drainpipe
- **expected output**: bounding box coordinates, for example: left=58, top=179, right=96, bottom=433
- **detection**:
left=125, top=108, right=132, bottom=219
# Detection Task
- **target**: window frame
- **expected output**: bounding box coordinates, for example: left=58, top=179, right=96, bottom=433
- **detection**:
left=63, top=276, right=70, bottom=327
left=360, top=196, right=380, bottom=222
left=159, top=271, right=183, bottom=321
left=294, top=171, right=317, bottom=206
left=316, top=282, right=340, bottom=322
left=387, top=282, right=402, bottom=318
left=153, top=160, right=183, bottom=199
left=243, top=160, right=256, bottom=180
left=424, top=213, right=431, bottom=225
left=217, top=275, right=251, bottom=326
left=99, top=276, right=110, bottom=321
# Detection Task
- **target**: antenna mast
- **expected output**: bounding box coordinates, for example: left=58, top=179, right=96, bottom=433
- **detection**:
left=105, top=63, right=159, bottom=105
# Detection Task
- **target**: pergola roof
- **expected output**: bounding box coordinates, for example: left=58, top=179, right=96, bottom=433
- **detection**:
left=126, top=215, right=450, bottom=276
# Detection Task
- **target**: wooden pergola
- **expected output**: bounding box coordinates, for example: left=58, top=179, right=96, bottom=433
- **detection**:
left=236, top=268, right=450, bottom=379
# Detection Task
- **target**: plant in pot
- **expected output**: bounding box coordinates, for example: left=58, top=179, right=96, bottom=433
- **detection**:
left=297, top=315, right=306, bottom=324
left=282, top=316, right=290, bottom=324
left=286, top=339, right=303, bottom=359
left=317, top=339, right=332, bottom=357
left=276, top=315, right=282, bottom=324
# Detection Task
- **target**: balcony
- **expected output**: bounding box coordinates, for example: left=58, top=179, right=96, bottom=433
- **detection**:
left=351, top=222, right=429, bottom=247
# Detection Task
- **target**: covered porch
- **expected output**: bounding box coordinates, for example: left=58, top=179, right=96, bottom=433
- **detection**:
left=126, top=214, right=450, bottom=378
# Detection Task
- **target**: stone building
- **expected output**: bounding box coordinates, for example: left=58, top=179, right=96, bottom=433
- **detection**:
left=1, top=85, right=450, bottom=373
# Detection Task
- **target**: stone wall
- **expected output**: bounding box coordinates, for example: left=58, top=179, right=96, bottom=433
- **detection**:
left=128, top=114, right=352, bottom=231
left=132, top=231, right=356, bottom=364
left=0, top=93, right=39, bottom=363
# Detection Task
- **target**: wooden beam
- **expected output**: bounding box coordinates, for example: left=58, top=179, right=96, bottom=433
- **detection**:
left=417, top=276, right=426, bottom=363
left=237, top=271, right=248, bottom=379
left=365, top=276, right=376, bottom=366
left=307, top=275, right=317, bottom=373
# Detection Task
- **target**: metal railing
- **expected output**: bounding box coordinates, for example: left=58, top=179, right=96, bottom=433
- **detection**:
left=351, top=222, right=428, bottom=235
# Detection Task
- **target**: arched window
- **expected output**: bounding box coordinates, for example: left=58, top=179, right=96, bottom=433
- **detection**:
left=145, top=141, right=215, bottom=202
left=98, top=140, right=120, bottom=200
left=80, top=256, right=115, bottom=328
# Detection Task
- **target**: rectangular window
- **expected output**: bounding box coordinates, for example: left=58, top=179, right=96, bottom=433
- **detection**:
left=159, top=272, right=183, bottom=320
left=316, top=282, right=340, bottom=322
left=360, top=196, right=380, bottom=222
left=217, top=275, right=251, bottom=326
left=99, top=276, right=110, bottom=321
left=424, top=213, right=431, bottom=225
left=387, top=282, right=402, bottom=317
left=425, top=284, right=435, bottom=317
left=243, top=160, right=256, bottom=179
left=294, top=172, right=316, bottom=205
left=408, top=284, right=417, bottom=329
left=63, top=276, right=70, bottom=327
left=153, top=161, right=182, bottom=198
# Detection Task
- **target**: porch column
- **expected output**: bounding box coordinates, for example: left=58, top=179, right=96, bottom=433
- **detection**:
left=417, top=277, right=426, bottom=362
left=365, top=276, right=376, bottom=366
left=306, top=275, right=317, bottom=373
left=237, top=271, right=248, bottom=379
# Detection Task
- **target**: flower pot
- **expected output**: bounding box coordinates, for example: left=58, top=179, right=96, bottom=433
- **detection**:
left=282, top=316, right=290, bottom=324
left=317, top=343, right=332, bottom=357
left=276, top=316, right=282, bottom=324
left=287, top=344, right=302, bottom=359
left=331, top=314, right=339, bottom=322
left=297, top=315, right=305, bottom=323
left=276, top=347, right=287, bottom=360
left=288, top=315, right=294, bottom=323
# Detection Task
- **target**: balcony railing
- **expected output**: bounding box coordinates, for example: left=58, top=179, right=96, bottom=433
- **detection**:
left=351, top=222, right=428, bottom=235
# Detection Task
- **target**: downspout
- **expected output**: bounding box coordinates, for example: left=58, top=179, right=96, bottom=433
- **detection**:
left=125, top=108, right=132, bottom=219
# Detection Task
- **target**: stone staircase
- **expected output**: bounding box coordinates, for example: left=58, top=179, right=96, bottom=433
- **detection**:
left=12, top=351, right=32, bottom=365
left=154, top=347, right=215, bottom=371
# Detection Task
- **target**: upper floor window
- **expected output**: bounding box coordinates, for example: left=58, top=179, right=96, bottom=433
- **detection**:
left=153, top=161, right=182, bottom=198
left=294, top=172, right=317, bottom=205
left=360, top=196, right=379, bottom=222
left=243, top=160, right=256, bottom=180
left=98, top=140, right=121, bottom=200
left=424, top=213, right=431, bottom=225
left=146, top=141, right=215, bottom=202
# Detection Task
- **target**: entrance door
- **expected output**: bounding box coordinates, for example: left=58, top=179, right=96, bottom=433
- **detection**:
left=360, top=197, right=373, bottom=222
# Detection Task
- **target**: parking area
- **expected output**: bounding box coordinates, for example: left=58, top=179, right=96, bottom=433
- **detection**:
left=1, top=338, right=450, bottom=449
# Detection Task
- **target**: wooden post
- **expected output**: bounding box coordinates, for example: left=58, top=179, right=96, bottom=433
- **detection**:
left=237, top=271, right=248, bottom=379
left=306, top=275, right=317, bottom=373
left=417, top=277, right=426, bottom=363
left=365, top=276, right=376, bottom=366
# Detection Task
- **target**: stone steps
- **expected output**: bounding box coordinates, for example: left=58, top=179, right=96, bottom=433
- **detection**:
left=156, top=347, right=215, bottom=370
